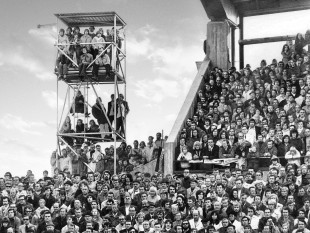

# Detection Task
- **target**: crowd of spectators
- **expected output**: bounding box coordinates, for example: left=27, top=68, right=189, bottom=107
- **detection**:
left=5, top=26, right=310, bottom=233
left=175, top=32, right=310, bottom=172
left=3, top=162, right=310, bottom=233
left=52, top=132, right=166, bottom=176
left=56, top=26, right=123, bottom=81
left=60, top=92, right=129, bottom=145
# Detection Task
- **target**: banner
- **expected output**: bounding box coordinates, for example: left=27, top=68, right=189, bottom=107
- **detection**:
left=187, top=158, right=238, bottom=166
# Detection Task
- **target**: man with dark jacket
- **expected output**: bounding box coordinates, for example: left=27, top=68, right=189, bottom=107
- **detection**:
left=37, top=211, right=53, bottom=233
left=107, top=94, right=115, bottom=132
left=79, top=212, right=99, bottom=233
left=72, top=209, right=85, bottom=229
left=92, top=97, right=109, bottom=140
left=205, top=138, right=220, bottom=160
left=53, top=208, right=67, bottom=231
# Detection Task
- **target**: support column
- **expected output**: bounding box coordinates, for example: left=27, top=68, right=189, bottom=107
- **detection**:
left=206, top=21, right=230, bottom=70
left=231, top=26, right=235, bottom=67
left=239, top=16, right=244, bottom=69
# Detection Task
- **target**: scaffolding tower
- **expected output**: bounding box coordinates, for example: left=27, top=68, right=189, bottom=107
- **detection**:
left=54, top=12, right=127, bottom=174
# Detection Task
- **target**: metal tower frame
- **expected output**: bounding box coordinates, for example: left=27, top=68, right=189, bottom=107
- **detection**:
left=54, top=12, right=127, bottom=174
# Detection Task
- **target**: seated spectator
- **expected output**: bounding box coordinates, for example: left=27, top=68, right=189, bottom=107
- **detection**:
left=285, top=146, right=301, bottom=166
left=78, top=47, right=93, bottom=80
left=192, top=141, right=203, bottom=160
left=177, top=146, right=192, bottom=168
left=57, top=47, right=74, bottom=80
left=219, top=139, right=233, bottom=159
left=70, top=91, right=89, bottom=115
left=92, top=47, right=112, bottom=79
left=91, top=31, right=105, bottom=58
left=60, top=116, right=74, bottom=146
left=80, top=29, right=92, bottom=53
left=205, top=138, right=220, bottom=160
left=269, top=155, right=282, bottom=171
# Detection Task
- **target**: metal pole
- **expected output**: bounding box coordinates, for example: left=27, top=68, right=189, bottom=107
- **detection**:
left=59, top=84, right=83, bottom=132
left=124, top=26, right=127, bottom=139
left=73, top=87, right=76, bottom=130
left=86, top=81, right=89, bottom=134
left=55, top=17, right=59, bottom=172
left=58, top=86, right=69, bottom=129
left=239, top=16, right=244, bottom=70
left=56, top=60, right=59, bottom=170
left=113, top=14, right=117, bottom=175
left=231, top=26, right=235, bottom=67
left=68, top=85, right=71, bottom=114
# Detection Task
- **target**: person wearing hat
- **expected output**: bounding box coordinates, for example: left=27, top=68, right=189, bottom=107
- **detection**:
left=79, top=211, right=99, bottom=233
left=269, top=155, right=282, bottom=171
left=144, top=202, right=156, bottom=221
left=44, top=222, right=59, bottom=233
left=63, top=180, right=74, bottom=197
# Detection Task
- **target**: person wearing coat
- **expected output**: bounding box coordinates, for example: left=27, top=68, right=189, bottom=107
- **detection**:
left=92, top=97, right=109, bottom=140
left=285, top=146, right=301, bottom=167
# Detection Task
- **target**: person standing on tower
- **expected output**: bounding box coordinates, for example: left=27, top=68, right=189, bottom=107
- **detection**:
left=92, top=97, right=109, bottom=141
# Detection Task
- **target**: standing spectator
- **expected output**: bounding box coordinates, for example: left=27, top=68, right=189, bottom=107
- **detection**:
left=107, top=94, right=115, bottom=134
left=116, top=94, right=129, bottom=138
left=281, top=44, right=292, bottom=66
left=295, top=33, right=306, bottom=56
left=92, top=97, right=109, bottom=141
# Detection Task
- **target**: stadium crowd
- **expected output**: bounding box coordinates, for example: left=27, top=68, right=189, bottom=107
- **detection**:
left=3, top=33, right=310, bottom=233
left=52, top=131, right=166, bottom=175
left=175, top=32, right=310, bottom=172
left=56, top=26, right=123, bottom=81
left=61, top=92, right=129, bottom=144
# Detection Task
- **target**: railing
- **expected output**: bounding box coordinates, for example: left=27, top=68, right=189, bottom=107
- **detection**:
left=163, top=58, right=211, bottom=175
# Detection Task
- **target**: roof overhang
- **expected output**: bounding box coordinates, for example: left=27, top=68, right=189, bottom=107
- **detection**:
left=54, top=12, right=126, bottom=27
left=201, top=0, right=310, bottom=22
left=233, top=0, right=310, bottom=17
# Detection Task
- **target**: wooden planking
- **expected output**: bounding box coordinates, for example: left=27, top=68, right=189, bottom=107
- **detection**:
left=239, top=35, right=296, bottom=45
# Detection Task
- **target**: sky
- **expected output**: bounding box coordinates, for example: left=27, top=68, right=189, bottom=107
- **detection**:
left=0, top=1, right=310, bottom=177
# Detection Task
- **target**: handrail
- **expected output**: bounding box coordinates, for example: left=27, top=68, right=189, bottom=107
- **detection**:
left=163, top=57, right=211, bottom=175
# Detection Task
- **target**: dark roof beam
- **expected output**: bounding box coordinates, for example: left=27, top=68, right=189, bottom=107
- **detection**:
left=200, top=0, right=239, bottom=26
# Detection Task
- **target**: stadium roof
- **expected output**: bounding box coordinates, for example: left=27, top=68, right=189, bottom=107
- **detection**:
left=232, top=0, right=310, bottom=17
left=201, top=0, right=310, bottom=24
left=54, top=12, right=126, bottom=27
